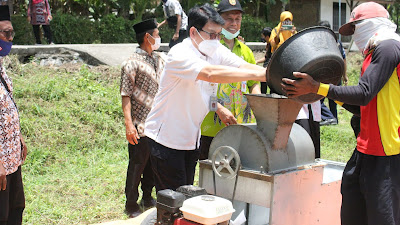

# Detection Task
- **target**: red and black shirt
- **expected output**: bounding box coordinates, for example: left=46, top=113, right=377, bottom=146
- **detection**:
left=327, top=39, right=400, bottom=156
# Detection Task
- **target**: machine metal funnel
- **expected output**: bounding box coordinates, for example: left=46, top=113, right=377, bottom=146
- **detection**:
left=245, top=94, right=303, bottom=150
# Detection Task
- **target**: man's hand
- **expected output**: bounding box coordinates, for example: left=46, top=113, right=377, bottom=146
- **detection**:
left=281, top=72, right=320, bottom=98
left=126, top=125, right=140, bottom=145
left=48, top=15, right=53, bottom=21
left=172, top=32, right=179, bottom=41
left=21, top=136, right=28, bottom=163
left=0, top=163, right=6, bottom=191
left=343, top=75, right=349, bottom=86
left=237, top=36, right=245, bottom=43
left=216, top=104, right=237, bottom=126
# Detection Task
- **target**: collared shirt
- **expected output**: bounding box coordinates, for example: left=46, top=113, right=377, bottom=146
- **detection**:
left=120, top=48, right=165, bottom=137
left=163, top=0, right=188, bottom=30
left=201, top=38, right=260, bottom=137
left=144, top=38, right=246, bottom=150
left=0, top=58, right=22, bottom=175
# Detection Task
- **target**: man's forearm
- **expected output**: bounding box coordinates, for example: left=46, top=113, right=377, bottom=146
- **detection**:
left=122, top=96, right=133, bottom=127
left=250, top=83, right=261, bottom=94
left=197, top=64, right=266, bottom=83
left=158, top=20, right=167, bottom=28
left=175, top=15, right=182, bottom=34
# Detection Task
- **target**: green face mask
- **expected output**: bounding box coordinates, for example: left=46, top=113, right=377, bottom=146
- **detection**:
left=221, top=28, right=240, bottom=40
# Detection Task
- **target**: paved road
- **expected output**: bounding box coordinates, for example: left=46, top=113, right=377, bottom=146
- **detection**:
left=11, top=42, right=266, bottom=66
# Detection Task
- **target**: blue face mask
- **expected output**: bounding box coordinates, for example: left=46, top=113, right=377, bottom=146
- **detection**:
left=0, top=39, right=12, bottom=56
left=221, top=28, right=240, bottom=40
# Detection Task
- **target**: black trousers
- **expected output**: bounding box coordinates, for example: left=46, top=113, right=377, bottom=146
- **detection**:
left=341, top=150, right=400, bottom=225
left=32, top=25, right=53, bottom=44
left=0, top=167, right=25, bottom=225
left=350, top=115, right=361, bottom=138
left=295, top=118, right=320, bottom=158
left=169, top=29, right=187, bottom=48
left=199, top=135, right=214, bottom=160
left=148, top=138, right=200, bottom=192
left=125, top=137, right=155, bottom=213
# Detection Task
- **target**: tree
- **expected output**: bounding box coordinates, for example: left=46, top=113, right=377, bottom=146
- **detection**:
left=388, top=2, right=400, bottom=32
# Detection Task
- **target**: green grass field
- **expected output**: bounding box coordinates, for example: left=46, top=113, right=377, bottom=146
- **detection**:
left=3, top=52, right=363, bottom=224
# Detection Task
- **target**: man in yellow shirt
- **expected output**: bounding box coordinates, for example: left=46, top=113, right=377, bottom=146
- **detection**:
left=199, top=0, right=261, bottom=160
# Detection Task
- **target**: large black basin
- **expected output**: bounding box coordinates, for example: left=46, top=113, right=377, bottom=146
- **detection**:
left=267, top=26, right=345, bottom=103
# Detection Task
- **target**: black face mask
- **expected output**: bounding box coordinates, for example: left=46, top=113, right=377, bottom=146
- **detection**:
left=260, top=38, right=266, bottom=43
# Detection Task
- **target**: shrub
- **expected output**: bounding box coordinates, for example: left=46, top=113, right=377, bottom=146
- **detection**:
left=11, top=15, right=36, bottom=45
left=240, top=15, right=275, bottom=42
left=11, top=12, right=274, bottom=44
left=51, top=13, right=98, bottom=44
left=97, top=14, right=135, bottom=43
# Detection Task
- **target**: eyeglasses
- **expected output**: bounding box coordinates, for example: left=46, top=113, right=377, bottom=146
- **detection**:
left=0, top=30, right=15, bottom=39
left=198, top=28, right=222, bottom=40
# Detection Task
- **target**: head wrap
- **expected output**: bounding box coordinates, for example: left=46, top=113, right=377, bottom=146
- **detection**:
left=269, top=11, right=295, bottom=53
left=353, top=17, right=400, bottom=54
left=339, top=2, right=389, bottom=36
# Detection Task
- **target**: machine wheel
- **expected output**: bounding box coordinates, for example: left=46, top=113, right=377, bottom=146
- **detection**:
left=140, top=208, right=157, bottom=225
left=211, top=146, right=241, bottom=179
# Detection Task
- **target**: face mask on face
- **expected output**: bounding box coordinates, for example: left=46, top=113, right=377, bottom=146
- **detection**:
left=148, top=34, right=161, bottom=51
left=0, top=39, right=12, bottom=57
left=221, top=28, right=240, bottom=40
left=193, top=29, right=221, bottom=57
left=352, top=20, right=377, bottom=51
left=353, top=18, right=397, bottom=52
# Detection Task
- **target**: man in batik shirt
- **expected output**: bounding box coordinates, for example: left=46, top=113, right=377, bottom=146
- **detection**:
left=0, top=5, right=28, bottom=225
left=120, top=18, right=165, bottom=218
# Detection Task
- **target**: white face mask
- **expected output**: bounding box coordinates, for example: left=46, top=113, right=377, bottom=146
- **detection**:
left=353, top=20, right=378, bottom=51
left=221, top=28, right=240, bottom=40
left=353, top=18, right=398, bottom=52
left=148, top=34, right=161, bottom=51
left=194, top=28, right=221, bottom=57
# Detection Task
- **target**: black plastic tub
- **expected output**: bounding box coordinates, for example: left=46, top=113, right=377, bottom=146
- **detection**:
left=267, top=26, right=345, bottom=103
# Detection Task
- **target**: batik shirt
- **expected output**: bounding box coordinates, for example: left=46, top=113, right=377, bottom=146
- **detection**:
left=0, top=58, right=22, bottom=175
left=201, top=38, right=260, bottom=137
left=120, top=48, right=165, bottom=137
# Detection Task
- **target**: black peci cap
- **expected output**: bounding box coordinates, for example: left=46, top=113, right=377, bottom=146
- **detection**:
left=0, top=5, right=10, bottom=21
left=132, top=18, right=157, bottom=34
left=217, top=0, right=243, bottom=13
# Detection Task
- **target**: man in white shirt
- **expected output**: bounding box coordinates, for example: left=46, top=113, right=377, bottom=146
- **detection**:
left=158, top=0, right=188, bottom=48
left=144, top=3, right=266, bottom=192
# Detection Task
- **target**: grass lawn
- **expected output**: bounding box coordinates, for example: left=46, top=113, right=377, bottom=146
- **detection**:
left=2, top=51, right=363, bottom=224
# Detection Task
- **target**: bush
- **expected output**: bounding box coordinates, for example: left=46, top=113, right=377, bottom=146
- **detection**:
left=51, top=13, right=99, bottom=44
left=97, top=14, right=135, bottom=43
left=240, top=15, right=275, bottom=42
left=11, top=12, right=273, bottom=44
left=11, top=15, right=36, bottom=45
